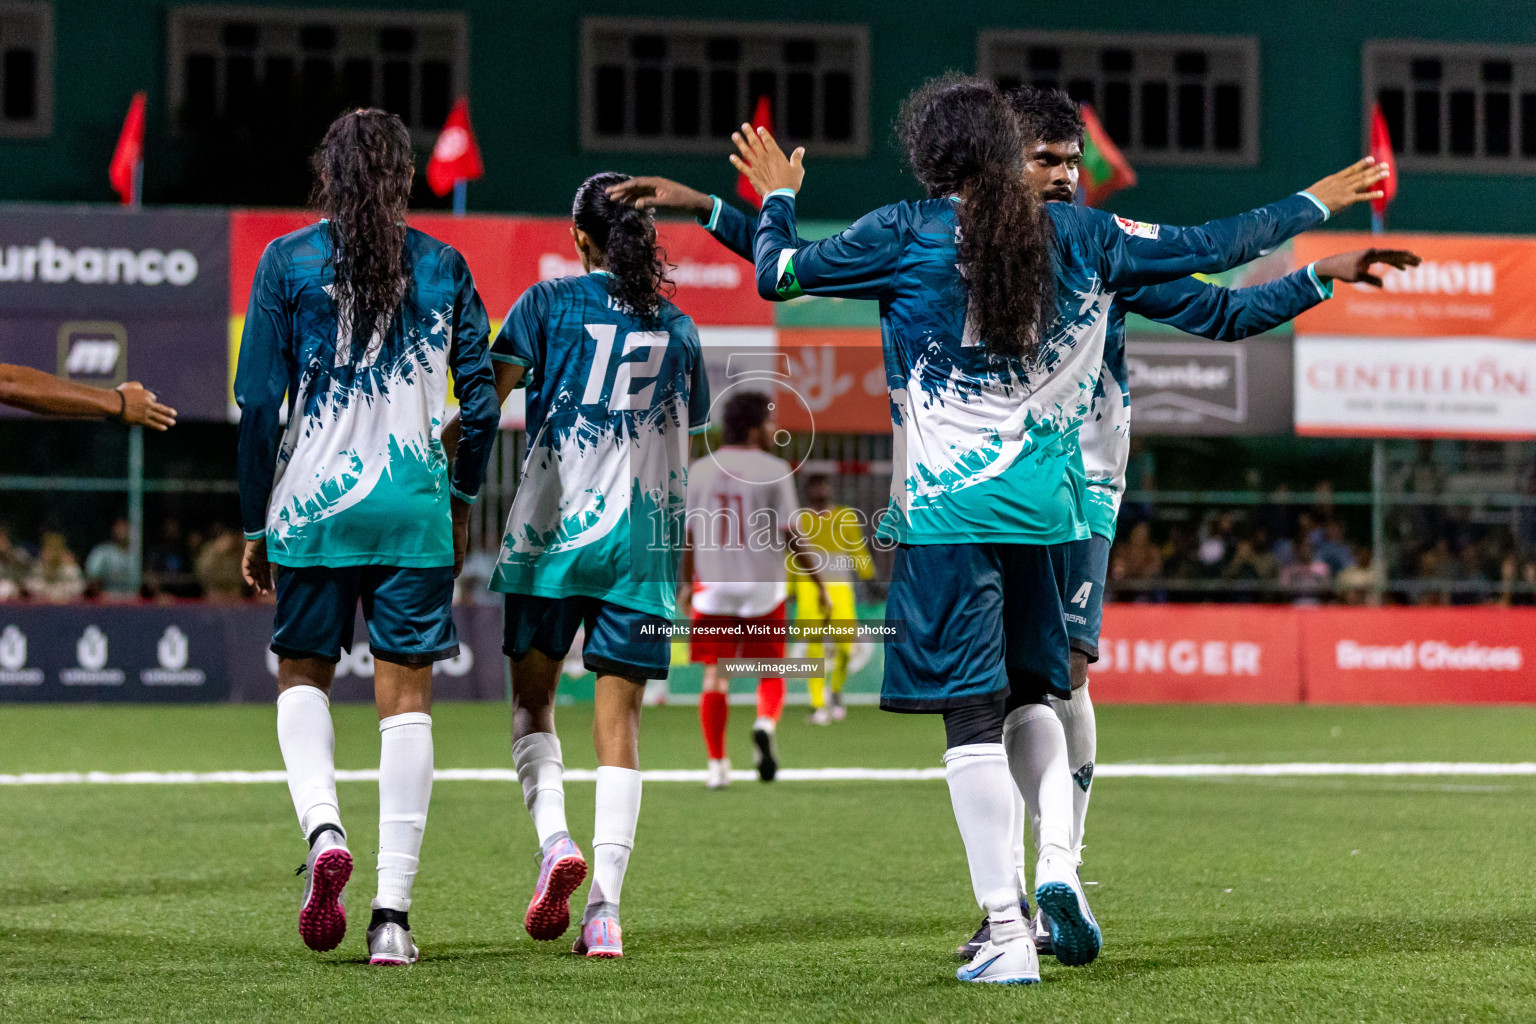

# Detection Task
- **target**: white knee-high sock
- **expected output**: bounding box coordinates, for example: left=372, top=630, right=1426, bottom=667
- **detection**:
left=584, top=766, right=641, bottom=922
left=1003, top=704, right=1073, bottom=858
left=942, top=744, right=1022, bottom=916
left=1010, top=778, right=1029, bottom=897
left=513, top=732, right=568, bottom=851
left=1049, top=682, right=1097, bottom=851
left=276, top=685, right=341, bottom=839
left=375, top=712, right=433, bottom=912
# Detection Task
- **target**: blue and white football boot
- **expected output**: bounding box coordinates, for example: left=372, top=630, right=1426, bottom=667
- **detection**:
left=955, top=912, right=1039, bottom=985
left=1033, top=847, right=1101, bottom=967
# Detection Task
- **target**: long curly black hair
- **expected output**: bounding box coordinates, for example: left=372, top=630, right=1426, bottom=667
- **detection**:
left=572, top=171, right=673, bottom=327
left=896, top=75, right=1055, bottom=360
left=309, top=109, right=415, bottom=360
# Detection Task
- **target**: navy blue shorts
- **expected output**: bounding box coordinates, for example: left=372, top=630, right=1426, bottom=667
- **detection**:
left=881, top=542, right=1071, bottom=712
left=503, top=593, right=671, bottom=681
left=1063, top=533, right=1112, bottom=662
left=272, top=565, right=458, bottom=667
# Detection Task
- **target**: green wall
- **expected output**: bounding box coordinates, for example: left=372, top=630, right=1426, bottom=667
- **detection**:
left=5, top=0, right=1536, bottom=232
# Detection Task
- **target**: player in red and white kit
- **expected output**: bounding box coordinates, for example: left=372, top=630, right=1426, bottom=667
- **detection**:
left=681, top=390, right=826, bottom=787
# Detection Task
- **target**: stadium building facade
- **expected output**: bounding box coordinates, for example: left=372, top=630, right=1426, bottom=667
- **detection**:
left=0, top=1, right=1534, bottom=231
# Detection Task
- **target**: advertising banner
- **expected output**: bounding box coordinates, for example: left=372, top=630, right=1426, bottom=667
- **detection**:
left=0, top=207, right=230, bottom=420
left=1297, top=607, right=1536, bottom=704
left=1088, top=605, right=1304, bottom=703
left=0, top=603, right=507, bottom=703
left=1294, top=336, right=1536, bottom=440
left=1292, top=232, right=1536, bottom=341
left=1127, top=336, right=1294, bottom=435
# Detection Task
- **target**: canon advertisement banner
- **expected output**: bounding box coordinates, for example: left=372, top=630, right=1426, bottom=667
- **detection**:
left=1126, top=337, right=1294, bottom=435
left=0, top=207, right=231, bottom=420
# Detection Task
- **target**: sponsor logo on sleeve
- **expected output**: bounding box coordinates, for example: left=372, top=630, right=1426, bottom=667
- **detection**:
left=1113, top=215, right=1160, bottom=240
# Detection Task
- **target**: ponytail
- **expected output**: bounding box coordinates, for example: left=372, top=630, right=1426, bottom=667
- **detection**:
left=573, top=171, right=673, bottom=327
left=309, top=109, right=415, bottom=360
left=897, top=75, right=1055, bottom=360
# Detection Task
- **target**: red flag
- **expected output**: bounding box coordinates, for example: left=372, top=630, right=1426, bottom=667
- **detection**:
left=1368, top=101, right=1398, bottom=223
left=737, top=95, right=773, bottom=208
left=109, top=92, right=146, bottom=206
left=426, top=98, right=484, bottom=197
left=1079, top=103, right=1136, bottom=207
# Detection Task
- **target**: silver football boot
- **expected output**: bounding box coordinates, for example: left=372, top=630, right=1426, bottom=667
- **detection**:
left=366, top=911, right=419, bottom=965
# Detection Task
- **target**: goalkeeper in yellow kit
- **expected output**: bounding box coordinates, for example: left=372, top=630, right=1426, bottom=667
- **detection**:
left=793, top=474, right=874, bottom=724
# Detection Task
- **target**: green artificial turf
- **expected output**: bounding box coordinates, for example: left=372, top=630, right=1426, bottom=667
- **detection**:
left=2, top=703, right=1535, bottom=1022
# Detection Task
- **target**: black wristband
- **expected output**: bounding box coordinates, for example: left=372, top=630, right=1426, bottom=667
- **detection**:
left=115, top=390, right=127, bottom=422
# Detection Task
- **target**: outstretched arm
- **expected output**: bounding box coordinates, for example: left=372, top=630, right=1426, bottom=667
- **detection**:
left=1121, top=249, right=1421, bottom=341
left=732, top=125, right=902, bottom=301
left=0, top=367, right=176, bottom=428
left=1073, top=158, right=1391, bottom=291
left=605, top=176, right=817, bottom=265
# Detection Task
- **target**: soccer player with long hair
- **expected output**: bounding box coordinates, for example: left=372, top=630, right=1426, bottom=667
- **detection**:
left=733, top=74, right=1377, bottom=984
left=236, top=108, right=500, bottom=965
left=442, top=171, right=708, bottom=959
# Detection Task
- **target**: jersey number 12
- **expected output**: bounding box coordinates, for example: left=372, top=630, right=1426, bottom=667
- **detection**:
left=582, top=325, right=667, bottom=410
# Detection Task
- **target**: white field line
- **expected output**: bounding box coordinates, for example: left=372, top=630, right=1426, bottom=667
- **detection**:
left=2, top=763, right=1536, bottom=786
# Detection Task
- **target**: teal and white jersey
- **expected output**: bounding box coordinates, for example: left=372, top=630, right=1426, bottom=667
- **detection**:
left=235, top=223, right=500, bottom=568
left=489, top=272, right=710, bottom=618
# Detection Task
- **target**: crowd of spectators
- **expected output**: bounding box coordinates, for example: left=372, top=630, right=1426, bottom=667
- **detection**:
left=0, top=517, right=250, bottom=603
left=1109, top=444, right=1536, bottom=606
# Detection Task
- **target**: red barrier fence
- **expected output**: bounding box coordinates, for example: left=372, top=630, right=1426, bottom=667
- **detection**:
left=1091, top=606, right=1536, bottom=704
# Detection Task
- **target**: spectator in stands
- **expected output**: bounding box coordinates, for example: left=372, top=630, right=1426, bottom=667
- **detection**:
left=1161, top=523, right=1204, bottom=585
left=1314, top=519, right=1355, bottom=576
left=1519, top=455, right=1536, bottom=554
left=26, top=532, right=84, bottom=603
left=1499, top=554, right=1536, bottom=607
left=1111, top=521, right=1163, bottom=601
left=1279, top=537, right=1330, bottom=604
left=1256, top=482, right=1297, bottom=551
left=0, top=527, right=32, bottom=599
left=194, top=525, right=246, bottom=602
left=1335, top=544, right=1380, bottom=605
left=1220, top=531, right=1278, bottom=604
left=146, top=516, right=197, bottom=598
left=1453, top=542, right=1493, bottom=606
left=1414, top=540, right=1456, bottom=606
left=1197, top=511, right=1237, bottom=572
left=84, top=518, right=138, bottom=599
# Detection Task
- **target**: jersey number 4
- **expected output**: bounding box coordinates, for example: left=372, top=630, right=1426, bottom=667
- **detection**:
left=581, top=325, right=667, bottom=410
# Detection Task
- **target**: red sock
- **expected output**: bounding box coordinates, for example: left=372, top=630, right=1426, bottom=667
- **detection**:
left=756, top=678, right=785, bottom=723
left=700, top=691, right=728, bottom=760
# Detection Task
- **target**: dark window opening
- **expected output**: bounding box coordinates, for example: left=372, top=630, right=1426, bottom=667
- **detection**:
left=1174, top=51, right=1207, bottom=75
left=1177, top=82, right=1205, bottom=149
left=300, top=25, right=336, bottom=50
left=783, top=39, right=817, bottom=64
left=1485, top=90, right=1511, bottom=156
left=746, top=70, right=777, bottom=117
left=1141, top=81, right=1169, bottom=148
left=706, top=37, right=739, bottom=63
left=3, top=48, right=37, bottom=120
left=1411, top=58, right=1442, bottom=81
left=380, top=27, right=415, bottom=54
left=630, top=35, right=666, bottom=60
left=823, top=71, right=852, bottom=140
left=1448, top=89, right=1475, bottom=155
left=1483, top=60, right=1512, bottom=84
left=1213, top=84, right=1241, bottom=150
left=1067, top=79, right=1094, bottom=107
left=420, top=61, right=450, bottom=127
left=786, top=71, right=814, bottom=137
left=381, top=60, right=412, bottom=122
left=184, top=53, right=217, bottom=125
left=1521, top=93, right=1536, bottom=155
left=671, top=68, right=700, bottom=136
left=635, top=67, right=663, bottom=135
left=222, top=22, right=258, bottom=49
left=709, top=69, right=737, bottom=135
left=1377, top=88, right=1405, bottom=151
left=1413, top=88, right=1440, bottom=153
left=1103, top=80, right=1132, bottom=145
left=1029, top=47, right=1061, bottom=72
left=594, top=65, right=625, bottom=134
left=226, top=54, right=257, bottom=120
left=995, top=74, right=1022, bottom=93
left=1102, top=48, right=1133, bottom=73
